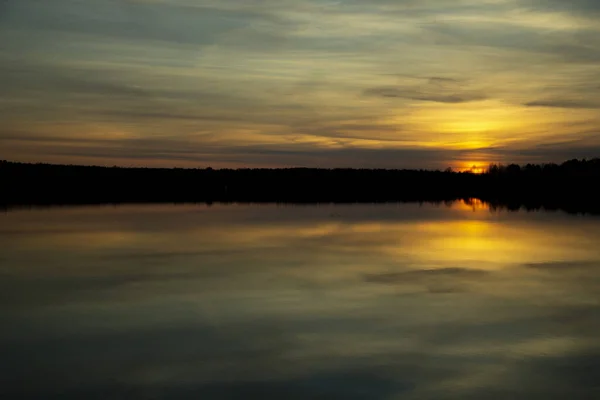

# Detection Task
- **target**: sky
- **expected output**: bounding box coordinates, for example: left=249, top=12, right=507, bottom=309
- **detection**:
left=1, top=0, right=599, bottom=170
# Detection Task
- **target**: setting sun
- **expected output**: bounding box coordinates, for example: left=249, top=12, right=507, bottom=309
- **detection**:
left=457, top=162, right=488, bottom=174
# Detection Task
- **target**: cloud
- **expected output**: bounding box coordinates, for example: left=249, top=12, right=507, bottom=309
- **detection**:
left=40, top=141, right=466, bottom=169
left=363, top=79, right=487, bottom=104
left=422, top=18, right=600, bottom=67
left=363, top=267, right=490, bottom=284
left=428, top=76, right=461, bottom=84
left=524, top=261, right=599, bottom=271
left=411, top=93, right=487, bottom=103
left=524, top=99, right=599, bottom=109
left=1, top=0, right=266, bottom=46
left=485, top=137, right=600, bottom=163
left=524, top=0, right=600, bottom=16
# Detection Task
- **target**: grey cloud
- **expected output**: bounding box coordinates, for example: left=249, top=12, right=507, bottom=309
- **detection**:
left=524, top=261, right=600, bottom=271
left=99, top=110, right=237, bottom=122
left=289, top=118, right=411, bottom=142
left=364, top=84, right=486, bottom=104
left=6, top=71, right=151, bottom=101
left=363, top=267, right=489, bottom=284
left=336, top=0, right=513, bottom=17
left=46, top=144, right=462, bottom=169
left=363, top=87, right=406, bottom=98
left=524, top=99, right=600, bottom=109
left=425, top=21, right=600, bottom=66
left=0, top=130, right=465, bottom=168
left=0, top=59, right=211, bottom=101
left=484, top=137, right=600, bottom=163
left=523, top=0, right=600, bottom=16
left=2, top=0, right=267, bottom=47
left=98, top=250, right=221, bottom=262
left=411, top=93, right=487, bottom=103
left=428, top=76, right=460, bottom=84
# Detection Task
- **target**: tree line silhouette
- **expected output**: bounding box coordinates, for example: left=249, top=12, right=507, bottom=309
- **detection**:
left=1, top=159, right=600, bottom=214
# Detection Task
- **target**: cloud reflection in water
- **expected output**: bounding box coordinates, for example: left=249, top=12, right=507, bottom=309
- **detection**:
left=1, top=202, right=599, bottom=399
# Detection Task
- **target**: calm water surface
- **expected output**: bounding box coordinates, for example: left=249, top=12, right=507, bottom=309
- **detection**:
left=1, top=202, right=600, bottom=399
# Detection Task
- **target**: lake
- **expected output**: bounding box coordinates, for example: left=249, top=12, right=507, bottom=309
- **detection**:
left=1, top=202, right=599, bottom=399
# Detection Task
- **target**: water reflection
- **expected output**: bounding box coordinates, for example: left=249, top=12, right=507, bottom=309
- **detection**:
left=1, top=202, right=599, bottom=399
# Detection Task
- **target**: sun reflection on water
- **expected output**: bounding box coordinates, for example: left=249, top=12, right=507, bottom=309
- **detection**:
left=455, top=198, right=489, bottom=212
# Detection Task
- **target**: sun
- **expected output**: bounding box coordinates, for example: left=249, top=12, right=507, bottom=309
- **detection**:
left=458, top=162, right=487, bottom=174
left=469, top=165, right=486, bottom=174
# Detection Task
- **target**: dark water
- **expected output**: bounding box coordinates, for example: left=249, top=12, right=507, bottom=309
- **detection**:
left=1, top=202, right=600, bottom=399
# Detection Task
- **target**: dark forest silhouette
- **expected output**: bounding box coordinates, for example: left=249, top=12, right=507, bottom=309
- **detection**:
left=2, top=159, right=600, bottom=214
